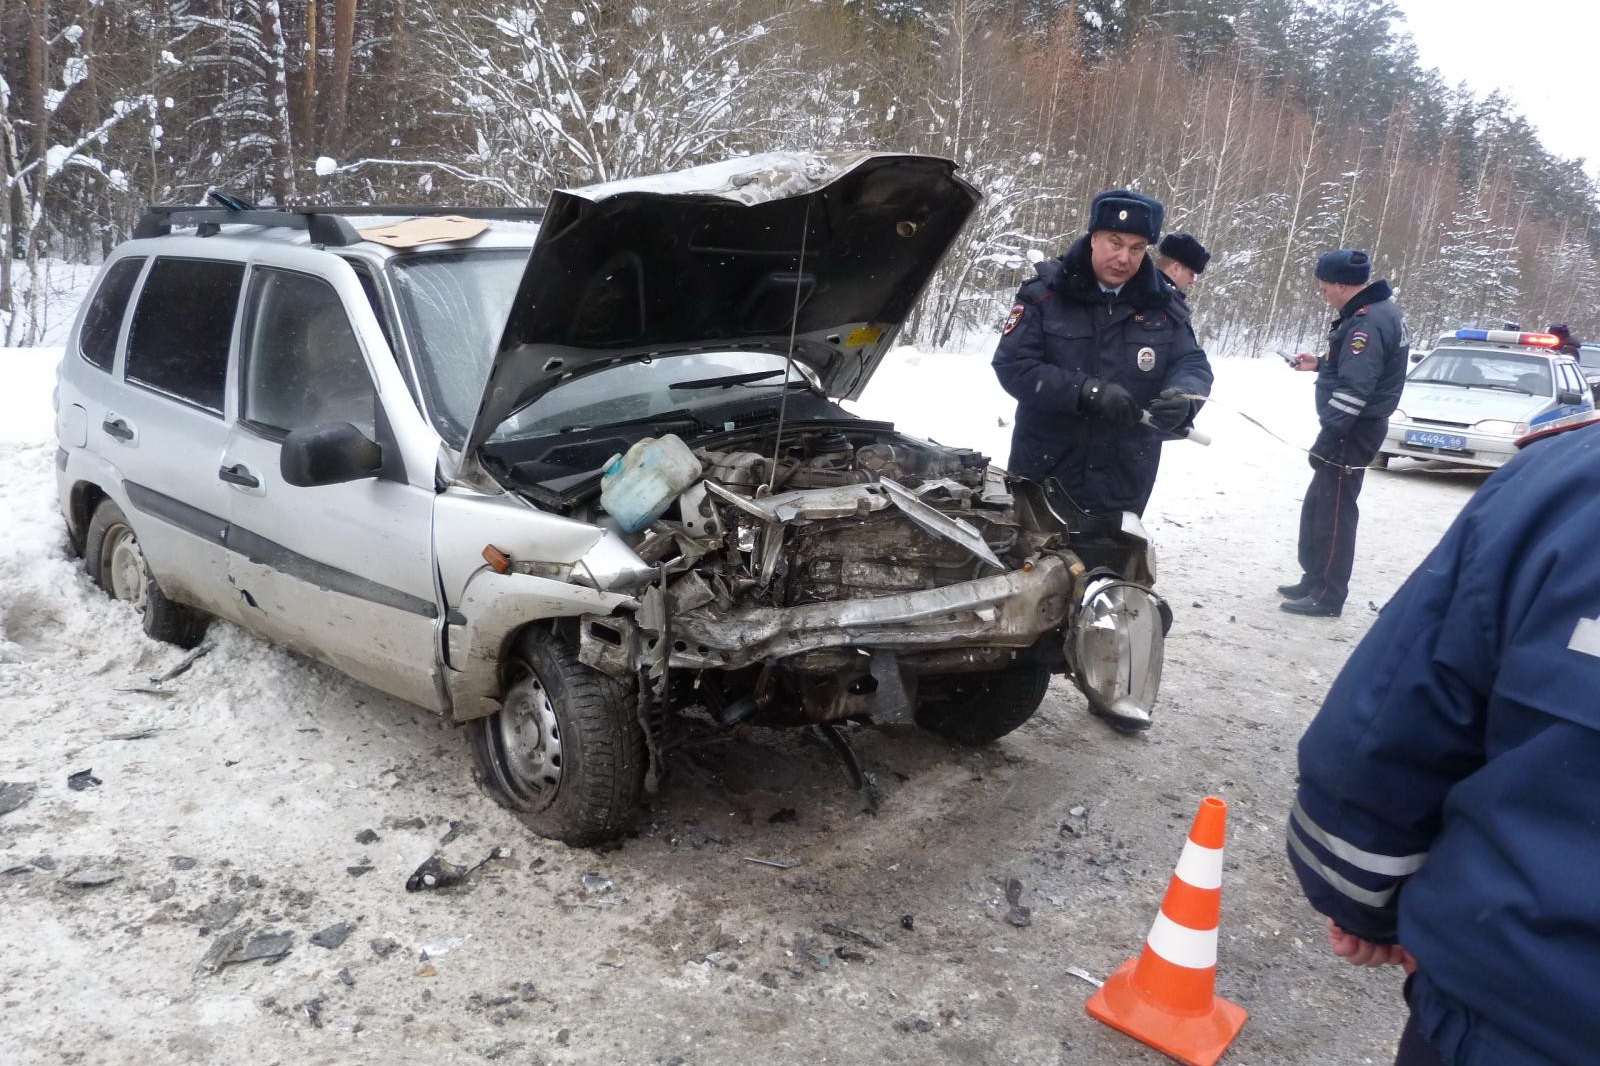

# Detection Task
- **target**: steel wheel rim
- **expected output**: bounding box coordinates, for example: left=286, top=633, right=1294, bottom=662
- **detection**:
left=102, top=523, right=149, bottom=611
left=496, top=671, right=563, bottom=809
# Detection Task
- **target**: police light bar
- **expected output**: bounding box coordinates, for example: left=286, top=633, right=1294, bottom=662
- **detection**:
left=1452, top=329, right=1561, bottom=347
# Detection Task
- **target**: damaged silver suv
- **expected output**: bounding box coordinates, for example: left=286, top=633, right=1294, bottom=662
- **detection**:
left=55, top=152, right=1168, bottom=843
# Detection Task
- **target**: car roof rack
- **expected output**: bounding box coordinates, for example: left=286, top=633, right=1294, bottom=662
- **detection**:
left=132, top=204, right=545, bottom=246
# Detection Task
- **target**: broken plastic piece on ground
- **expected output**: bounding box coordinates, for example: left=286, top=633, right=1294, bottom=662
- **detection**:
left=149, top=641, right=213, bottom=685
left=1066, top=965, right=1104, bottom=988
left=199, top=926, right=294, bottom=972
left=0, top=781, right=35, bottom=816
left=310, top=922, right=354, bottom=949
left=62, top=865, right=120, bottom=887
left=67, top=769, right=102, bottom=791
left=404, top=847, right=509, bottom=892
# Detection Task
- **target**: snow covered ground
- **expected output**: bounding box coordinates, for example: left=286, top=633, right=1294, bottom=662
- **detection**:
left=0, top=341, right=1482, bottom=1065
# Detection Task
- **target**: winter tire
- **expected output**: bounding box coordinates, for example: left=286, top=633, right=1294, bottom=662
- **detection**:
left=469, top=630, right=645, bottom=845
left=84, top=499, right=209, bottom=649
left=914, top=660, right=1051, bottom=746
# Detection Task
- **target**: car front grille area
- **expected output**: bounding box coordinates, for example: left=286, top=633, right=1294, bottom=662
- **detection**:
left=1408, top=417, right=1471, bottom=430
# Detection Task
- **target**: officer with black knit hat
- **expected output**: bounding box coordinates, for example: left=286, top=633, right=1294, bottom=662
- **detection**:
left=1279, top=249, right=1408, bottom=617
left=1155, top=232, right=1210, bottom=295
left=992, top=190, right=1211, bottom=729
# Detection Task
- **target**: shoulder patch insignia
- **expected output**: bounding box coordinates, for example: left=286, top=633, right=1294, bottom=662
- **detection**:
left=1003, top=303, right=1025, bottom=335
left=1348, top=330, right=1369, bottom=355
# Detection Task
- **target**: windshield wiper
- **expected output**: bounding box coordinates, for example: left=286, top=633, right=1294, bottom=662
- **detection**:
left=1409, top=377, right=1457, bottom=385
left=556, top=412, right=703, bottom=434
left=669, top=369, right=791, bottom=390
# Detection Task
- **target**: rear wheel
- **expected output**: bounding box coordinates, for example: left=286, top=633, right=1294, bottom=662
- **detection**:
left=914, top=660, right=1051, bottom=745
left=84, top=500, right=209, bottom=648
left=469, top=630, right=645, bottom=845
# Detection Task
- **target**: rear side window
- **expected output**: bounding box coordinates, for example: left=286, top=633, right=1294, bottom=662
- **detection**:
left=126, top=257, right=245, bottom=414
left=78, top=257, right=146, bottom=371
left=241, top=268, right=376, bottom=435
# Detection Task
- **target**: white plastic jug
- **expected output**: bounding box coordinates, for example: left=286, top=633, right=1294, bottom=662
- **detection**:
left=599, top=433, right=704, bottom=533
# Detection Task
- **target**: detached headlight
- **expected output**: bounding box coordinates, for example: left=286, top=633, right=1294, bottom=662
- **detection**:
left=1474, top=419, right=1528, bottom=435
left=1066, top=577, right=1167, bottom=730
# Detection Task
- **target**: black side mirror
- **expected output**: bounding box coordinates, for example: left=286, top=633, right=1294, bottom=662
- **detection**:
left=281, top=422, right=382, bottom=487
left=1557, top=389, right=1583, bottom=406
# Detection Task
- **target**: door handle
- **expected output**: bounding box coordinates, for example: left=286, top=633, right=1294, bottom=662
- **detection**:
left=102, top=417, right=134, bottom=442
left=218, top=463, right=260, bottom=489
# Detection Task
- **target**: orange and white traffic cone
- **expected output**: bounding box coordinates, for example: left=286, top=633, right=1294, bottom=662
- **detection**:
left=1085, top=796, right=1248, bottom=1066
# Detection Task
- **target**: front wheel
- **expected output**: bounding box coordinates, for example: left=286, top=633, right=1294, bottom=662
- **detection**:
left=84, top=499, right=208, bottom=648
left=469, top=630, right=645, bottom=845
left=914, top=660, right=1051, bottom=745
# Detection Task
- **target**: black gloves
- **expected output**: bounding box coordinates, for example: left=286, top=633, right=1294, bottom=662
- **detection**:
left=1148, top=387, right=1193, bottom=431
left=1080, top=377, right=1140, bottom=425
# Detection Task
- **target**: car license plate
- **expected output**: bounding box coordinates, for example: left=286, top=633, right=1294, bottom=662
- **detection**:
left=1404, top=429, right=1467, bottom=450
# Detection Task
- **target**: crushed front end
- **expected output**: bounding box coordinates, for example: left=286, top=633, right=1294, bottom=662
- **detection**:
left=555, top=425, right=1168, bottom=736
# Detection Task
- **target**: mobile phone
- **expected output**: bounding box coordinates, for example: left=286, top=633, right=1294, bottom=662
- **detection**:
left=1276, top=351, right=1297, bottom=366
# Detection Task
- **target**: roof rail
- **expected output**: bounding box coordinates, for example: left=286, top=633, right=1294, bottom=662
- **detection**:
left=133, top=207, right=363, bottom=246
left=132, top=203, right=545, bottom=245
left=295, top=205, right=546, bottom=222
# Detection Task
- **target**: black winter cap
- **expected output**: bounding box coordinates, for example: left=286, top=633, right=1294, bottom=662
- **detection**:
left=1315, top=249, right=1372, bottom=286
left=1088, top=189, right=1164, bottom=242
left=1158, top=233, right=1210, bottom=274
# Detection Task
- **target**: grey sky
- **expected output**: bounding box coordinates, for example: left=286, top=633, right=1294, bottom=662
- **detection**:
left=1393, top=0, right=1600, bottom=175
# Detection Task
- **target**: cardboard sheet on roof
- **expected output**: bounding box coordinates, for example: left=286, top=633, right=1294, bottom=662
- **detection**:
left=358, top=215, right=489, bottom=248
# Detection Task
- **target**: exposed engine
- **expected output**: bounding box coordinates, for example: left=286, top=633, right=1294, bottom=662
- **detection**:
left=572, top=425, right=1086, bottom=730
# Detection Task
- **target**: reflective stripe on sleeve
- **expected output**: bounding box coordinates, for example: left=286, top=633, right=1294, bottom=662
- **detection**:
left=1291, top=800, right=1427, bottom=876
left=1288, top=821, right=1400, bottom=909
left=1173, top=838, right=1224, bottom=890
left=1332, top=390, right=1367, bottom=409
left=1328, top=398, right=1364, bottom=416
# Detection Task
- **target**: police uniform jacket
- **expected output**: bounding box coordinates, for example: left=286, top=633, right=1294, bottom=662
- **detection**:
left=1288, top=423, right=1600, bottom=1065
left=991, top=237, right=1212, bottom=515
left=1314, top=279, right=1407, bottom=436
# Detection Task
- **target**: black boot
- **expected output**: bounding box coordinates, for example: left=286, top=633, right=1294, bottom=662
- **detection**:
left=1280, top=595, right=1342, bottom=617
left=1277, top=578, right=1311, bottom=598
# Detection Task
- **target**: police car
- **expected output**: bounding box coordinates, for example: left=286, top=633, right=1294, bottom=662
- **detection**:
left=1577, top=343, right=1600, bottom=401
left=1375, top=329, right=1596, bottom=470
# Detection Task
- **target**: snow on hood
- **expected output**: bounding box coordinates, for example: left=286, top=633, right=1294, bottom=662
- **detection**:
left=463, top=151, right=981, bottom=456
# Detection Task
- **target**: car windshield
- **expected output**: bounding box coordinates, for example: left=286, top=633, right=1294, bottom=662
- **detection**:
left=388, top=248, right=529, bottom=446
left=488, top=351, right=819, bottom=441
left=1409, top=348, right=1552, bottom=396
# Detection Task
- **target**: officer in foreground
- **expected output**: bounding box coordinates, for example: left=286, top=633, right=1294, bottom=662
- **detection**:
left=1281, top=249, right=1406, bottom=616
left=992, top=189, right=1212, bottom=519
left=1287, top=419, right=1600, bottom=1066
left=1154, top=232, right=1210, bottom=295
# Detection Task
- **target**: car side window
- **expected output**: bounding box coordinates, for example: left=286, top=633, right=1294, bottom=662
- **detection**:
left=241, top=267, right=376, bottom=436
left=1561, top=363, right=1585, bottom=396
left=125, top=257, right=243, bottom=412
left=78, top=257, right=146, bottom=371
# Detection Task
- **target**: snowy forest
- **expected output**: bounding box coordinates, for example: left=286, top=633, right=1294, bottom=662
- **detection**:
left=4, top=0, right=1599, bottom=352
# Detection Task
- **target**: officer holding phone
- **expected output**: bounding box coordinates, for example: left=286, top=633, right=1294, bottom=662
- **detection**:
left=1277, top=250, right=1407, bottom=616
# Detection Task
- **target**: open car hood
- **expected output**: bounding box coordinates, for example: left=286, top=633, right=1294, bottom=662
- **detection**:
left=464, top=151, right=981, bottom=456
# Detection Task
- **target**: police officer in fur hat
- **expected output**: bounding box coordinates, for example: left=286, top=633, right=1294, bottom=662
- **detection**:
left=1155, top=232, right=1210, bottom=295
left=993, top=189, right=1212, bottom=535
left=1279, top=249, right=1408, bottom=617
